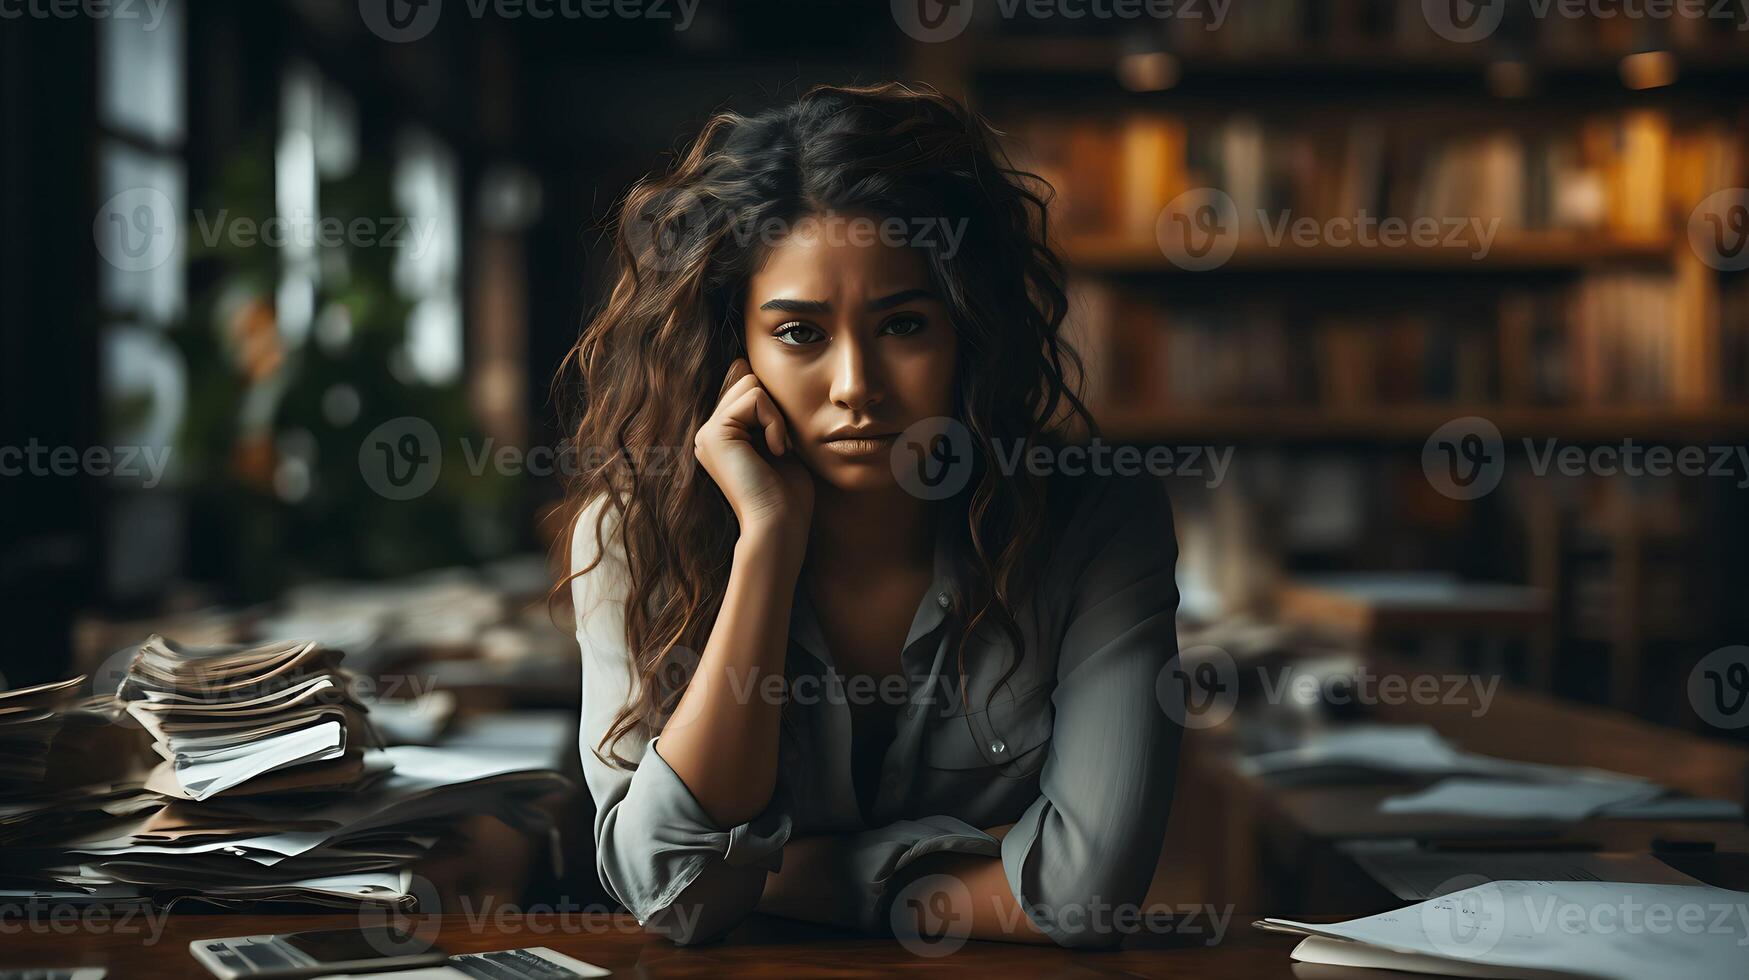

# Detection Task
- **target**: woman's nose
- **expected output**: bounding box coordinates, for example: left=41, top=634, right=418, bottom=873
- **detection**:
left=828, top=336, right=882, bottom=413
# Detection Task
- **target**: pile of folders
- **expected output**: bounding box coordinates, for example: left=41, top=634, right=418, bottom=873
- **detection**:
left=119, top=635, right=382, bottom=801
left=0, top=635, right=570, bottom=911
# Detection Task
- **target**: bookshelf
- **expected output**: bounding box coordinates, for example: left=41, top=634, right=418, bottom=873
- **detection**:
left=1061, top=232, right=1679, bottom=274
left=1096, top=405, right=1749, bottom=444
left=914, top=13, right=1749, bottom=717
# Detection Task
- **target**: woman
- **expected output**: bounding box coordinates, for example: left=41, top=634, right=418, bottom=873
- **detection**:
left=559, top=82, right=1182, bottom=949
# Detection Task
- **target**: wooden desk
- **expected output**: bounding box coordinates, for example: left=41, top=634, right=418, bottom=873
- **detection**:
left=1, top=912, right=1321, bottom=978
left=1180, top=659, right=1749, bottom=914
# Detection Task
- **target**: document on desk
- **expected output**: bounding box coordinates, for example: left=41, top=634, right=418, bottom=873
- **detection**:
left=1240, top=726, right=1624, bottom=785
left=1258, top=880, right=1749, bottom=980
left=1339, top=844, right=1702, bottom=901
left=1380, top=777, right=1665, bottom=822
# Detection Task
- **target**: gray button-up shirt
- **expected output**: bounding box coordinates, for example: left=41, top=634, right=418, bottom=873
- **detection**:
left=572, top=473, right=1182, bottom=948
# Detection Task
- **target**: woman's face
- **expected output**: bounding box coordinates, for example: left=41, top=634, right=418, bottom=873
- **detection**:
left=742, top=211, right=958, bottom=493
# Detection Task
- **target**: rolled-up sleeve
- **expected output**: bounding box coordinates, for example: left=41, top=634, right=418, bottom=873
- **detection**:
left=572, top=499, right=792, bottom=944
left=999, top=476, right=1182, bottom=948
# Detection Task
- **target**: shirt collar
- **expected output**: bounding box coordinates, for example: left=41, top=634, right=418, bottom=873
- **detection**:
left=788, top=509, right=961, bottom=670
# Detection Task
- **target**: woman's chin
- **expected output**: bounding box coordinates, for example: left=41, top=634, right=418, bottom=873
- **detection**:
left=811, top=458, right=901, bottom=494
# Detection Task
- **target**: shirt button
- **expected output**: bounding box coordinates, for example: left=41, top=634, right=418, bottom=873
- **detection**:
left=989, top=738, right=1006, bottom=755
left=936, top=592, right=951, bottom=609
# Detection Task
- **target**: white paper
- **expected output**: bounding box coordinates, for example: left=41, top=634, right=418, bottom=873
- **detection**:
left=1263, top=881, right=1749, bottom=980
left=1342, top=845, right=1702, bottom=901
left=1242, top=726, right=1656, bottom=791
left=1381, top=778, right=1664, bottom=822
left=169, top=720, right=345, bottom=800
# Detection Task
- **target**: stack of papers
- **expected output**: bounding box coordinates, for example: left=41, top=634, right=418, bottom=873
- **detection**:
left=0, top=677, right=90, bottom=788
left=117, top=635, right=383, bottom=801
left=1338, top=842, right=1703, bottom=901
left=1241, top=725, right=1720, bottom=824
left=1240, top=725, right=1623, bottom=783
left=1258, top=880, right=1749, bottom=980
left=1380, top=777, right=1665, bottom=822
left=0, top=680, right=161, bottom=902
left=58, top=745, right=568, bottom=909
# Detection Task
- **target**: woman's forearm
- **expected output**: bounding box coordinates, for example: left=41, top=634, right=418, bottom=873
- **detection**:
left=650, top=527, right=805, bottom=828
left=762, top=823, right=1052, bottom=944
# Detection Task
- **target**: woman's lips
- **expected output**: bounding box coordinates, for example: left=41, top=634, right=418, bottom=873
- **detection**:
left=820, top=434, right=898, bottom=458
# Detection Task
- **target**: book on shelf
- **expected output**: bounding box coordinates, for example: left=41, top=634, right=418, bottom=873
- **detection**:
left=1074, top=269, right=1741, bottom=417
left=1014, top=109, right=1741, bottom=247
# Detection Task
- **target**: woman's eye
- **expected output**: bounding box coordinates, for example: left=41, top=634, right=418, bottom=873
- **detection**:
left=881, top=315, right=926, bottom=337
left=774, top=323, right=824, bottom=346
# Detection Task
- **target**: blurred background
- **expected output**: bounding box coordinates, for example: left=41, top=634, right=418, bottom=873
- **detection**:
left=4, top=0, right=1749, bottom=920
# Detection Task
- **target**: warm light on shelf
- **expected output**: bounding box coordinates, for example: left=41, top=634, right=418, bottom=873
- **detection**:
left=1619, top=51, right=1678, bottom=90
left=1485, top=60, right=1532, bottom=99
left=1117, top=51, right=1179, bottom=92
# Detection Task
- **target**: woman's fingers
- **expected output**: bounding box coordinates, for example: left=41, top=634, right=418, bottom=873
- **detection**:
left=718, top=358, right=753, bottom=399
left=711, top=359, right=789, bottom=455
left=721, top=385, right=789, bottom=455
left=750, top=387, right=789, bottom=455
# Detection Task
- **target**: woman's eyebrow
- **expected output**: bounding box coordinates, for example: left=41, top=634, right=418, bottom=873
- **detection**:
left=757, top=288, right=934, bottom=315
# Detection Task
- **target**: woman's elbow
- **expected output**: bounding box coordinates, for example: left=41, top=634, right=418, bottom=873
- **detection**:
left=1021, top=876, right=1149, bottom=950
left=633, top=864, right=765, bottom=946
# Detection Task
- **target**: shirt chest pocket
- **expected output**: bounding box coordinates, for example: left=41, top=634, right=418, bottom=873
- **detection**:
left=921, top=684, right=1054, bottom=776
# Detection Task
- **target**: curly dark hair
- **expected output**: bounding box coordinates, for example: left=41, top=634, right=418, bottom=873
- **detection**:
left=555, top=81, right=1096, bottom=768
